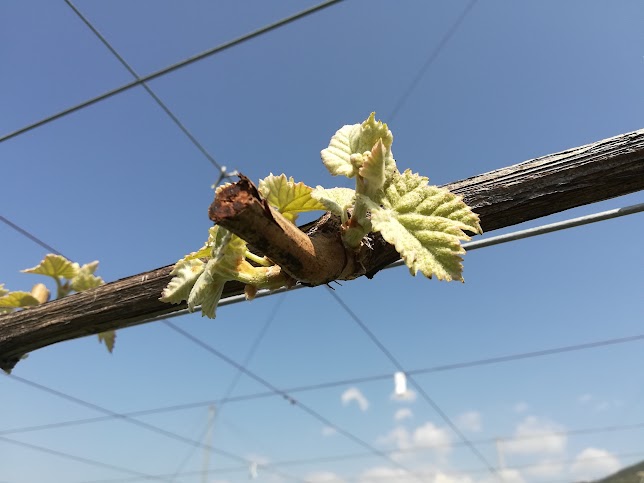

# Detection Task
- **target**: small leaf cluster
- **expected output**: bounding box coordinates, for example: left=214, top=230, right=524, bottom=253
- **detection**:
left=161, top=113, right=482, bottom=319
left=0, top=254, right=115, bottom=353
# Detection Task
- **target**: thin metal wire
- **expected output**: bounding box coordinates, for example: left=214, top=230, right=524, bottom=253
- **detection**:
left=5, top=375, right=302, bottom=482
left=0, top=435, right=174, bottom=483
left=166, top=294, right=286, bottom=479
left=64, top=0, right=231, bottom=175
left=149, top=201, right=644, bottom=320
left=162, top=320, right=424, bottom=483
left=4, top=331, right=643, bottom=437
left=387, top=0, right=479, bottom=121
left=72, top=441, right=644, bottom=482
left=0, top=215, right=66, bottom=258
left=0, top=0, right=343, bottom=143
left=327, top=287, right=500, bottom=479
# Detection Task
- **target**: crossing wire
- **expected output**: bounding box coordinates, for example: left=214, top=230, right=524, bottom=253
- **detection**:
left=64, top=0, right=230, bottom=175
left=0, top=215, right=67, bottom=258
left=327, top=287, right=500, bottom=479
left=162, top=319, right=425, bottom=483
left=387, top=0, right=479, bottom=121
left=0, top=435, right=174, bottom=483
left=0, top=0, right=343, bottom=144
left=3, top=329, right=644, bottom=436
left=6, top=374, right=303, bottom=483
left=167, top=294, right=286, bottom=479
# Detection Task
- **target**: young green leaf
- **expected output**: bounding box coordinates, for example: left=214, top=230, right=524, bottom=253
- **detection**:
left=98, top=330, right=116, bottom=353
left=258, top=174, right=325, bottom=223
left=369, top=169, right=482, bottom=282
left=30, top=283, right=50, bottom=304
left=160, top=258, right=206, bottom=305
left=310, top=187, right=356, bottom=219
left=71, top=262, right=104, bottom=292
left=0, top=291, right=41, bottom=308
left=22, top=254, right=79, bottom=279
left=187, top=258, right=226, bottom=318
left=321, top=113, right=395, bottom=183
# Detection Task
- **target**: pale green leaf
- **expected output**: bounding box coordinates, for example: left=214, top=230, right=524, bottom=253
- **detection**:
left=187, top=259, right=226, bottom=318
left=0, top=291, right=41, bottom=308
left=370, top=169, right=482, bottom=282
left=358, top=138, right=389, bottom=200
left=30, top=283, right=50, bottom=304
left=98, top=330, right=116, bottom=353
left=22, top=254, right=79, bottom=279
left=71, top=262, right=104, bottom=292
left=258, top=174, right=325, bottom=223
left=160, top=259, right=205, bottom=304
left=321, top=113, right=396, bottom=183
left=311, top=187, right=356, bottom=217
left=321, top=123, right=362, bottom=177
left=0, top=284, right=8, bottom=297
left=0, top=307, right=14, bottom=315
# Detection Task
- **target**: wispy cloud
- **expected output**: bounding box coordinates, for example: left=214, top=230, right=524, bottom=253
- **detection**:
left=570, top=447, right=621, bottom=481
left=390, top=388, right=417, bottom=402
left=305, top=471, right=346, bottom=483
left=513, top=401, right=529, bottom=413
left=341, top=387, right=369, bottom=411
left=394, top=408, right=413, bottom=422
left=456, top=410, right=482, bottom=432
left=502, top=416, right=566, bottom=455
left=321, top=426, right=337, bottom=437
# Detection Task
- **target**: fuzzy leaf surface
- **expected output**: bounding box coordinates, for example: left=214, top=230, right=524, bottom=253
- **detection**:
left=22, top=254, right=78, bottom=279
left=160, top=259, right=205, bottom=304
left=311, top=187, right=356, bottom=217
left=71, top=262, right=104, bottom=292
left=98, top=331, right=116, bottom=353
left=321, top=113, right=395, bottom=182
left=258, top=174, right=325, bottom=223
left=369, top=169, right=482, bottom=282
left=0, top=291, right=41, bottom=308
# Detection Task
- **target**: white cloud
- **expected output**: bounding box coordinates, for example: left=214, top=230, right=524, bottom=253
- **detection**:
left=394, top=408, right=413, bottom=422
left=377, top=421, right=451, bottom=457
left=513, top=402, right=529, bottom=413
left=456, top=411, right=482, bottom=432
left=523, top=458, right=565, bottom=479
left=341, top=387, right=369, bottom=411
left=390, top=388, right=417, bottom=402
left=433, top=473, right=474, bottom=483
left=502, top=416, right=566, bottom=455
left=413, top=422, right=452, bottom=452
left=376, top=426, right=411, bottom=450
left=321, top=426, right=337, bottom=437
left=578, top=393, right=593, bottom=404
left=358, top=466, right=408, bottom=483
left=305, top=471, right=345, bottom=483
left=570, top=447, right=621, bottom=481
left=483, top=469, right=525, bottom=483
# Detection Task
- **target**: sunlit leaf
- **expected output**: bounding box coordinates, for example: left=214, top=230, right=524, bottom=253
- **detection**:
left=258, top=174, right=325, bottom=223
left=311, top=187, right=356, bottom=218
left=22, top=254, right=78, bottom=279
left=30, top=283, right=50, bottom=304
left=187, top=259, right=226, bottom=318
left=71, top=262, right=104, bottom=292
left=98, top=330, right=116, bottom=353
left=0, top=291, right=41, bottom=308
left=369, top=169, right=482, bottom=282
left=160, top=259, right=206, bottom=304
left=321, top=113, right=395, bottom=183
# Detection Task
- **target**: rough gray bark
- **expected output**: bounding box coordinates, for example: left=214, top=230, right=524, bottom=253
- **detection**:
left=1, top=128, right=643, bottom=372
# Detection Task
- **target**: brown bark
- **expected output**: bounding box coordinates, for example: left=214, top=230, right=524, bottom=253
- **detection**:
left=1, top=128, right=643, bottom=372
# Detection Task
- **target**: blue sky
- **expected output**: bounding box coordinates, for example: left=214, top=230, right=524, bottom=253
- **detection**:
left=1, top=1, right=643, bottom=482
